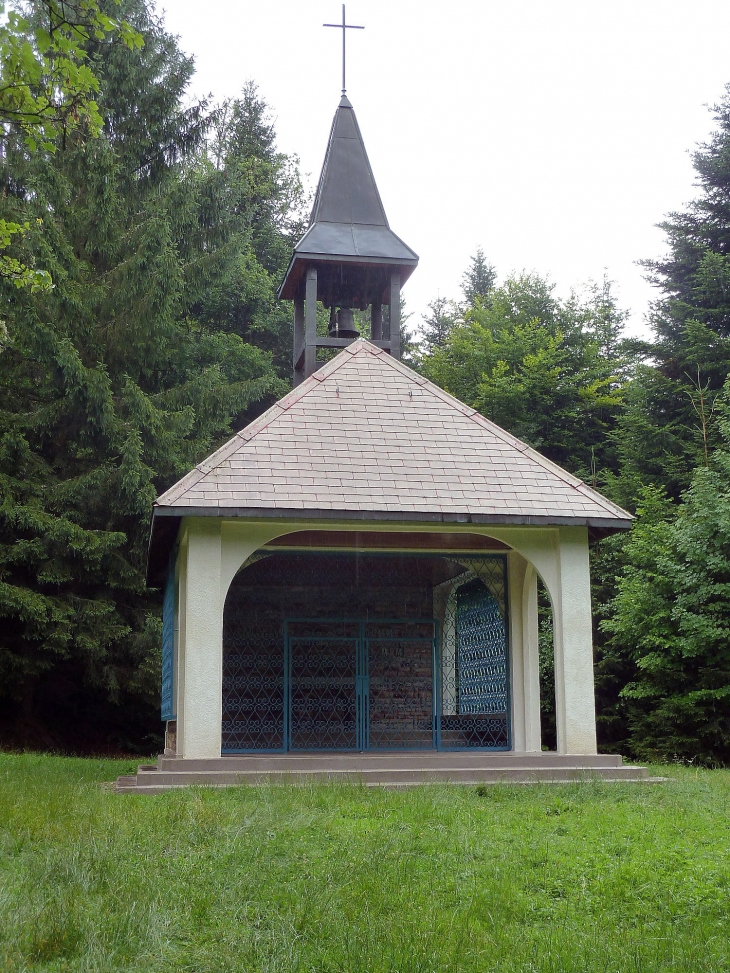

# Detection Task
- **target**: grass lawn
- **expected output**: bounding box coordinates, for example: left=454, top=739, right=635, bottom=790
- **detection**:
left=1, top=756, right=730, bottom=972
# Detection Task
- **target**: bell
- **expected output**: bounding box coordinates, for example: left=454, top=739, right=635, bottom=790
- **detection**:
left=335, top=307, right=360, bottom=339
left=328, top=305, right=337, bottom=336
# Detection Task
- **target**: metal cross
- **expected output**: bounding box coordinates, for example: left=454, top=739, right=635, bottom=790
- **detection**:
left=323, top=4, right=364, bottom=95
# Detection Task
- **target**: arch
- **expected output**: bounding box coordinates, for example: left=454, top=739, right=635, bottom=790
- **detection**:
left=178, top=518, right=595, bottom=758
left=221, top=548, right=513, bottom=754
left=440, top=575, right=508, bottom=717
left=219, top=524, right=529, bottom=605
left=220, top=522, right=296, bottom=604
left=220, top=524, right=561, bottom=612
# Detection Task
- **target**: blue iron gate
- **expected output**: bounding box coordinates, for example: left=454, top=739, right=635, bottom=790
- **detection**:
left=285, top=620, right=435, bottom=751
left=366, top=621, right=435, bottom=750
left=288, top=625, right=359, bottom=750
left=221, top=552, right=510, bottom=753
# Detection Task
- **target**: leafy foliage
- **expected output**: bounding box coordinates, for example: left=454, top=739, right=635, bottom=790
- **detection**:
left=0, top=1, right=142, bottom=290
left=420, top=271, right=631, bottom=480
left=601, top=400, right=730, bottom=764
left=617, top=85, right=730, bottom=499
left=0, top=0, right=298, bottom=750
left=0, top=0, right=142, bottom=149
left=0, top=217, right=51, bottom=289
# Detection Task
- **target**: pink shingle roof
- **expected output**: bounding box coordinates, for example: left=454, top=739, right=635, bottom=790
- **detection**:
left=155, top=340, right=632, bottom=527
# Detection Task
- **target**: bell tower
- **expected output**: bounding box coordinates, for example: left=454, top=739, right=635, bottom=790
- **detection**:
left=278, top=93, right=419, bottom=385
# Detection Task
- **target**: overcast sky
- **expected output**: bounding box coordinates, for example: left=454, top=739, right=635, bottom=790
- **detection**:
left=162, top=1, right=730, bottom=338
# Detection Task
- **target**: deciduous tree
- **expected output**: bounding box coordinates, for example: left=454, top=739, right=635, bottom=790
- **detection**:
left=420, top=271, right=631, bottom=481
left=0, top=0, right=142, bottom=289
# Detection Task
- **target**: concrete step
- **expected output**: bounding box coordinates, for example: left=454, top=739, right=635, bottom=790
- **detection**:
left=154, top=752, right=624, bottom=773
left=117, top=763, right=648, bottom=792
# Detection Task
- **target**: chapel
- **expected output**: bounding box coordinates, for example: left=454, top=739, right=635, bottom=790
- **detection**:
left=116, top=87, right=648, bottom=790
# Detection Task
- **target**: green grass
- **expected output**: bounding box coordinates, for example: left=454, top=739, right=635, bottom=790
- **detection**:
left=1, top=756, right=730, bottom=972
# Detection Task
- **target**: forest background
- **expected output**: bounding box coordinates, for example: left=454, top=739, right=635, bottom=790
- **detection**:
left=1, top=0, right=729, bottom=764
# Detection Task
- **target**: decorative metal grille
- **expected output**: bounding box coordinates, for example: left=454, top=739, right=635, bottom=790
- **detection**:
left=289, top=623, right=358, bottom=750
left=367, top=621, right=434, bottom=749
left=456, top=580, right=506, bottom=713
left=160, top=560, right=176, bottom=721
left=437, top=556, right=509, bottom=750
left=222, top=629, right=284, bottom=752
left=221, top=551, right=509, bottom=753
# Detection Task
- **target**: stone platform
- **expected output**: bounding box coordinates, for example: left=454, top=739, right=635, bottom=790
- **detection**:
left=114, top=752, right=649, bottom=793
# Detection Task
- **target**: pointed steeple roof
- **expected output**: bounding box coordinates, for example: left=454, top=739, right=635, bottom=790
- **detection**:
left=310, top=94, right=388, bottom=226
left=278, top=98, right=417, bottom=299
left=152, top=341, right=633, bottom=528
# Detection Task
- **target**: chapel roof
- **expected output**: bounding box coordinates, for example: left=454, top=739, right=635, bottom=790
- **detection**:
left=278, top=96, right=418, bottom=300
left=151, top=340, right=632, bottom=540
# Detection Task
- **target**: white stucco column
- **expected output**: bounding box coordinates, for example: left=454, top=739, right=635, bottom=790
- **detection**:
left=507, top=554, right=527, bottom=752
left=507, top=553, right=542, bottom=753
left=175, top=518, right=293, bottom=759
left=179, top=518, right=223, bottom=759
left=521, top=562, right=542, bottom=752
left=466, top=525, right=597, bottom=756
left=552, top=526, right=597, bottom=755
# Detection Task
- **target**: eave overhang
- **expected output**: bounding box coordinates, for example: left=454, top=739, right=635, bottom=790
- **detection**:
left=146, top=504, right=632, bottom=587
left=278, top=248, right=418, bottom=300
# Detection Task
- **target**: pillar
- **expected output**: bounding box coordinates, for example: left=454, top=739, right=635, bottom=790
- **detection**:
left=507, top=553, right=541, bottom=753
left=389, top=270, right=401, bottom=360
left=552, top=527, right=598, bottom=755
left=304, top=266, right=318, bottom=378
left=521, top=563, right=542, bottom=752
left=179, top=518, right=223, bottom=758
left=467, top=525, right=598, bottom=756
left=293, top=295, right=304, bottom=387
left=371, top=302, right=382, bottom=340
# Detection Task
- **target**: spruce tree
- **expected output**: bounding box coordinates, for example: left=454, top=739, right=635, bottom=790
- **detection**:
left=617, top=86, right=730, bottom=500
left=192, top=83, right=305, bottom=376
left=419, top=296, right=458, bottom=354
left=602, top=396, right=730, bottom=764
left=0, top=0, right=297, bottom=750
left=461, top=247, right=496, bottom=306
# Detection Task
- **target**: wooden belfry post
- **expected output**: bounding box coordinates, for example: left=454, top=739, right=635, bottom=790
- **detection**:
left=292, top=265, right=404, bottom=385
left=278, top=7, right=418, bottom=384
